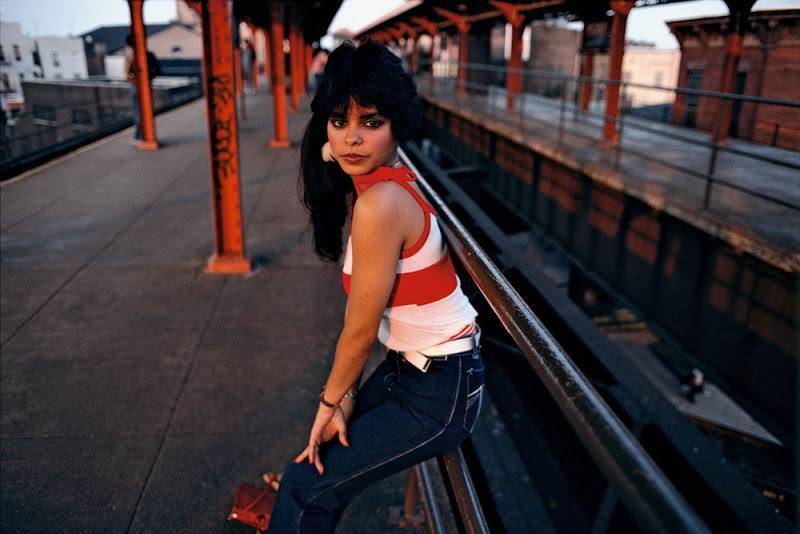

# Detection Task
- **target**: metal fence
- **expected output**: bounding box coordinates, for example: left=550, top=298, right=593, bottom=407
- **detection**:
left=1, top=78, right=202, bottom=179
left=397, top=147, right=709, bottom=534
left=416, top=61, right=800, bottom=213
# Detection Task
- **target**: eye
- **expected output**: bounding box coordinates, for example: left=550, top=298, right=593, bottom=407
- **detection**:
left=364, top=119, right=383, bottom=128
left=329, top=118, right=345, bottom=128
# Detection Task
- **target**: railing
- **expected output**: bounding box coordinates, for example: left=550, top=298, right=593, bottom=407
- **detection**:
left=397, top=147, right=710, bottom=533
left=0, top=78, right=202, bottom=179
left=415, top=61, right=800, bottom=213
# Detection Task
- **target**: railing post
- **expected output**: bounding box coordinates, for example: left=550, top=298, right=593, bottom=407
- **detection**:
left=704, top=143, right=719, bottom=208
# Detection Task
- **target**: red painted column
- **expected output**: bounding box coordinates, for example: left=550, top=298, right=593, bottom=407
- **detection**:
left=713, top=2, right=754, bottom=144
left=435, top=8, right=470, bottom=96
left=261, top=26, right=271, bottom=91
left=269, top=1, right=290, bottom=147
left=580, top=50, right=595, bottom=111
left=127, top=0, right=159, bottom=150
left=198, top=0, right=250, bottom=274
left=288, top=5, right=301, bottom=112
left=491, top=2, right=524, bottom=110
left=602, top=0, right=635, bottom=143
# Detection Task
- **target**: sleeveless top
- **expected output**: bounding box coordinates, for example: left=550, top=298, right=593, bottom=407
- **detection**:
left=342, top=162, right=479, bottom=352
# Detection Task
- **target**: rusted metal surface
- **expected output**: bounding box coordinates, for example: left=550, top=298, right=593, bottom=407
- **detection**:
left=127, top=0, right=159, bottom=150
left=268, top=1, right=290, bottom=148
left=602, top=1, right=635, bottom=143
left=711, top=1, right=756, bottom=144
left=398, top=147, right=711, bottom=534
left=198, top=0, right=250, bottom=274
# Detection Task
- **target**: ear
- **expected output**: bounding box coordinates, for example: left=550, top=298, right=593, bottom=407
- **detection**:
left=321, top=141, right=337, bottom=162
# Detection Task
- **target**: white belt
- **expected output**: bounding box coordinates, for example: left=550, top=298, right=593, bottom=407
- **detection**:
left=400, top=325, right=481, bottom=373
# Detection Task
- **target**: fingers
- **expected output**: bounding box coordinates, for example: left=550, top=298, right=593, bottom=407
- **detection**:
left=338, top=428, right=349, bottom=447
left=294, top=447, right=308, bottom=463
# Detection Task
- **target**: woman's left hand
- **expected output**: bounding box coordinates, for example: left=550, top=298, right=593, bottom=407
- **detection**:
left=294, top=403, right=337, bottom=475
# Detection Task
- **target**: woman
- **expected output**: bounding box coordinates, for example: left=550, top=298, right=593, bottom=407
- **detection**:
left=266, top=40, right=485, bottom=533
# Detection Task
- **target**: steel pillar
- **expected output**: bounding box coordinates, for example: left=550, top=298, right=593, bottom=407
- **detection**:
left=127, top=0, right=159, bottom=150
left=198, top=0, right=250, bottom=274
left=491, top=2, right=524, bottom=111
left=712, top=1, right=755, bottom=144
left=602, top=1, right=635, bottom=144
left=269, top=1, right=290, bottom=148
left=580, top=50, right=595, bottom=111
left=288, top=5, right=302, bottom=112
left=434, top=8, right=470, bottom=96
left=261, top=26, right=271, bottom=91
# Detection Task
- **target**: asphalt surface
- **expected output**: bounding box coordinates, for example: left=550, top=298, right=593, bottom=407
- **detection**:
left=1, top=91, right=425, bottom=533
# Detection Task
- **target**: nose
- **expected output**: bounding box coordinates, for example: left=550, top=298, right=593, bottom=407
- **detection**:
left=344, top=122, right=362, bottom=146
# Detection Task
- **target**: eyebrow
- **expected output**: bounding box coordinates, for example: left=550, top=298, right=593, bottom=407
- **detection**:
left=330, top=111, right=381, bottom=119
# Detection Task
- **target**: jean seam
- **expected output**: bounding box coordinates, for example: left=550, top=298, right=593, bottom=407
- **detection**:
left=297, top=357, right=463, bottom=533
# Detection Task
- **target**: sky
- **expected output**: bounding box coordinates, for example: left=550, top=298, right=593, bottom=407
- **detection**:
left=1, top=0, right=798, bottom=48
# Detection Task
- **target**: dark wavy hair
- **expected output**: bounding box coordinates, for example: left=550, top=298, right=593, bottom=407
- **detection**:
left=298, top=39, right=422, bottom=263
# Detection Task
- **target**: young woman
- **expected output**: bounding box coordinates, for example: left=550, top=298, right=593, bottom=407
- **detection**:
left=265, top=40, right=485, bottom=533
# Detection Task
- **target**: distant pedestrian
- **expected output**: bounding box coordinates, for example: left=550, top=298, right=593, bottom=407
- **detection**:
left=124, top=34, right=141, bottom=142
left=242, top=39, right=256, bottom=93
left=308, top=47, right=328, bottom=91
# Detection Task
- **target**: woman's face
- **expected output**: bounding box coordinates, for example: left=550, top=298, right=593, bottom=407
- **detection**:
left=327, top=98, right=397, bottom=175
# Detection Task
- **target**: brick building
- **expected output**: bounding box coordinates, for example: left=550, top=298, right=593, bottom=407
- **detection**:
left=667, top=8, right=800, bottom=150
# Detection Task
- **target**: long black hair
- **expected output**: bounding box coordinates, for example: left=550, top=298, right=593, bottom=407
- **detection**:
left=298, top=39, right=422, bottom=263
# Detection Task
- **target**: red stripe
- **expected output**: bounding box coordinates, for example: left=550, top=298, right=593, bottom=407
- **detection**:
left=343, top=253, right=458, bottom=307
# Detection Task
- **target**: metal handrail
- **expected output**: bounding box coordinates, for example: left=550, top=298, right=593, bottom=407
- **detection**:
left=398, top=146, right=710, bottom=534
left=415, top=67, right=800, bottom=212
left=426, top=59, right=800, bottom=108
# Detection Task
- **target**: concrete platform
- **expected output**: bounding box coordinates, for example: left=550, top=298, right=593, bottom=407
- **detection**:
left=422, top=82, right=800, bottom=272
left=0, top=92, right=428, bottom=533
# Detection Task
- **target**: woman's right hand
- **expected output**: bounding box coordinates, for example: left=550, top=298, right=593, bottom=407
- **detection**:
left=319, top=404, right=351, bottom=447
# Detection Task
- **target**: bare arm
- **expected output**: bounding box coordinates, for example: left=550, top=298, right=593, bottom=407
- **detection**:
left=322, top=187, right=404, bottom=408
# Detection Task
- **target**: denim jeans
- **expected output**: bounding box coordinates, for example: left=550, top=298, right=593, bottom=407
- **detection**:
left=128, top=83, right=140, bottom=140
left=267, top=337, right=485, bottom=533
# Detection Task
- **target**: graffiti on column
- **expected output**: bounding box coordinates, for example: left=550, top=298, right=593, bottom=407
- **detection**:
left=208, top=74, right=236, bottom=182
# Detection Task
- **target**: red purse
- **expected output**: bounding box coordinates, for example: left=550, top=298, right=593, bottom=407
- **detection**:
left=227, top=481, right=277, bottom=532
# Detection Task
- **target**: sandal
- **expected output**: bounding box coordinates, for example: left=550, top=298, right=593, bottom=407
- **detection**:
left=261, top=471, right=282, bottom=491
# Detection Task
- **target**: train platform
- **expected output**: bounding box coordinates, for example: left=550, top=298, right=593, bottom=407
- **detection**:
left=0, top=92, right=428, bottom=533
left=422, top=83, right=800, bottom=272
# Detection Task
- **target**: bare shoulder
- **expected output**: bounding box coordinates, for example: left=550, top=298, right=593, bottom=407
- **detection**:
left=353, top=181, right=411, bottom=219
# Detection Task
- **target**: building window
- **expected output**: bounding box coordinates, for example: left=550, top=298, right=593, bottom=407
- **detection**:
left=0, top=45, right=5, bottom=62
left=654, top=71, right=664, bottom=86
left=13, top=44, right=21, bottom=61
left=18, top=73, right=24, bottom=81
left=51, top=51, right=60, bottom=67
left=1, top=73, right=10, bottom=90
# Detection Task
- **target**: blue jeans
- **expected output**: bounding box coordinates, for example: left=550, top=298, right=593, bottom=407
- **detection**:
left=267, top=338, right=485, bottom=533
left=128, top=83, right=140, bottom=140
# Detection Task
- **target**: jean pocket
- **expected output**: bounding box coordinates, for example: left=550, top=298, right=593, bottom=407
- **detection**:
left=461, top=364, right=485, bottom=433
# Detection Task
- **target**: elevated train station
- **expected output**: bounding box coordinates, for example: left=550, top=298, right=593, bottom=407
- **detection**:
left=1, top=0, right=797, bottom=532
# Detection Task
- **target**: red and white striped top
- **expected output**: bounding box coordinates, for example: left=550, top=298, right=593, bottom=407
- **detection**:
left=342, top=162, right=478, bottom=352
